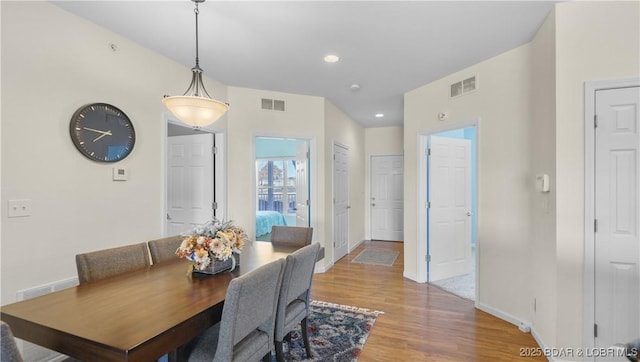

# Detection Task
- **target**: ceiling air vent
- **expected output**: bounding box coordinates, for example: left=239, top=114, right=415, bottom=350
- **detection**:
left=450, top=75, right=477, bottom=98
left=261, top=98, right=286, bottom=112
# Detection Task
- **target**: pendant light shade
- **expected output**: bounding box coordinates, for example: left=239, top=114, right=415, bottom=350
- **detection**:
left=163, top=0, right=228, bottom=127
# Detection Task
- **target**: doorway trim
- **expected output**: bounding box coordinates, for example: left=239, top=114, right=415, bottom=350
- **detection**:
left=583, top=77, right=639, bottom=350
left=417, top=118, right=480, bottom=304
left=251, top=131, right=318, bottom=246
left=162, top=113, right=227, bottom=236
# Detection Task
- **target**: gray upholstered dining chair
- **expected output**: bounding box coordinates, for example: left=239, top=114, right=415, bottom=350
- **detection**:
left=270, top=226, right=313, bottom=248
left=186, top=258, right=285, bottom=362
left=1, top=321, right=24, bottom=362
left=75, top=242, right=151, bottom=284
left=147, top=235, right=182, bottom=264
left=274, top=242, right=321, bottom=362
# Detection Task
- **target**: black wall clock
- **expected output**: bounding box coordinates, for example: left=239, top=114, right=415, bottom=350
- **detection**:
left=69, top=103, right=136, bottom=163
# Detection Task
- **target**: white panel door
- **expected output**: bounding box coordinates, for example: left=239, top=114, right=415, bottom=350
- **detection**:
left=334, top=144, right=349, bottom=261
left=594, top=86, right=640, bottom=356
left=167, top=134, right=214, bottom=236
left=371, top=155, right=404, bottom=241
left=428, top=136, right=472, bottom=282
left=295, top=141, right=309, bottom=227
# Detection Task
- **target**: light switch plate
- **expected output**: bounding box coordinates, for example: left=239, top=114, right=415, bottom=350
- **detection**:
left=8, top=199, right=32, bottom=217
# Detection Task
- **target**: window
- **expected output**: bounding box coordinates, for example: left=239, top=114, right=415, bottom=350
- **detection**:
left=256, top=159, right=297, bottom=214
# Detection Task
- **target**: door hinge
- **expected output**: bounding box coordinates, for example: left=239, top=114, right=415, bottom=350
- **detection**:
left=594, top=114, right=598, bottom=129
left=594, top=323, right=598, bottom=338
left=333, top=154, right=335, bottom=160
left=306, top=199, right=310, bottom=206
left=426, top=148, right=431, bottom=156
left=306, top=151, right=310, bottom=159
left=212, top=146, right=217, bottom=155
left=425, top=254, right=431, bottom=262
left=212, top=202, right=218, bottom=210
left=594, top=219, right=598, bottom=232
left=426, top=201, right=431, bottom=209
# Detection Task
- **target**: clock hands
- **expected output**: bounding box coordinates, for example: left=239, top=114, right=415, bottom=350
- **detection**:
left=83, top=127, right=113, bottom=142
left=92, top=133, right=111, bottom=142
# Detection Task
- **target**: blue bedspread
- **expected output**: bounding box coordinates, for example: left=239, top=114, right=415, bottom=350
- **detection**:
left=256, top=211, right=287, bottom=237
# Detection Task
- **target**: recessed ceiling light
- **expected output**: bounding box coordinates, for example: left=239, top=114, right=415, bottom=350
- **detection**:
left=350, top=84, right=361, bottom=91
left=323, top=54, right=339, bottom=63
left=375, top=113, right=384, bottom=118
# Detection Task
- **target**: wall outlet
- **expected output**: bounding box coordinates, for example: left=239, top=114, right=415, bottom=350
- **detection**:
left=8, top=199, right=32, bottom=217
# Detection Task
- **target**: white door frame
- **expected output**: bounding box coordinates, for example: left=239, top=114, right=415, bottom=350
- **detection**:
left=583, top=77, right=640, bottom=351
left=251, top=131, right=317, bottom=243
left=162, top=113, right=227, bottom=236
left=417, top=118, right=479, bottom=303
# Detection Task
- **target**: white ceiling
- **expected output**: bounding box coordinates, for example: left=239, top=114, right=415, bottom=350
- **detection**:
left=53, top=1, right=558, bottom=128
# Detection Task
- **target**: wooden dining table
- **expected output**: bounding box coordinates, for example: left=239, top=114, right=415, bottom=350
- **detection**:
left=1, top=241, right=311, bottom=362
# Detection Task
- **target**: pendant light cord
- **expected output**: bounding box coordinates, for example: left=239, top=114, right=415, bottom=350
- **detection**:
left=194, top=1, right=200, bottom=69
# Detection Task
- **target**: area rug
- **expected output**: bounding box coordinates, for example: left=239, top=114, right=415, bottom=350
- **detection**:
left=274, top=300, right=383, bottom=362
left=350, top=248, right=399, bottom=266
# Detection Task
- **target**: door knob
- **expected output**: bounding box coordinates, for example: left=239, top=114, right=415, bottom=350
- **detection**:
left=372, top=203, right=376, bottom=207
left=346, top=205, right=351, bottom=209
left=466, top=211, right=472, bottom=216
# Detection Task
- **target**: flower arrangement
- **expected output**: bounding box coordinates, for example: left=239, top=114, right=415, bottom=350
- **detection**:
left=175, top=218, right=249, bottom=272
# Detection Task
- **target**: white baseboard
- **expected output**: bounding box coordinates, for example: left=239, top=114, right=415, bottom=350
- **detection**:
left=315, top=261, right=333, bottom=273
left=476, top=302, right=532, bottom=332
left=530, top=327, right=559, bottom=362
left=349, top=239, right=365, bottom=252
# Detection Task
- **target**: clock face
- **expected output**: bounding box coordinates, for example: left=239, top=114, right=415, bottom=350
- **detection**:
left=69, top=103, right=136, bottom=163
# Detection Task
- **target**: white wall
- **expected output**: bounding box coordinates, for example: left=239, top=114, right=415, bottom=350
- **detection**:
left=530, top=7, right=558, bottom=349
left=404, top=1, right=640, bottom=353
left=1, top=2, right=368, bottom=306
left=324, top=101, right=366, bottom=262
left=364, top=127, right=403, bottom=240
left=0, top=2, right=231, bottom=305
left=553, top=1, right=640, bottom=350
left=225, top=86, right=326, bottom=248
left=405, top=44, right=534, bottom=321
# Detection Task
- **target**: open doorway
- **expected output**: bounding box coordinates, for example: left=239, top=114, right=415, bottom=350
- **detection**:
left=254, top=136, right=310, bottom=241
left=420, top=124, right=478, bottom=301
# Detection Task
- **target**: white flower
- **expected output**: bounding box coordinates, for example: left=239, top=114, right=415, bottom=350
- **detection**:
left=196, top=236, right=206, bottom=245
left=194, top=253, right=211, bottom=269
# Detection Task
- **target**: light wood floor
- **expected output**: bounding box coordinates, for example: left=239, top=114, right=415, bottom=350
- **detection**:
left=310, top=240, right=545, bottom=361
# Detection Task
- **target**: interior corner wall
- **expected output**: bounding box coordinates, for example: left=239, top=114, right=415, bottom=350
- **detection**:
left=404, top=44, right=534, bottom=322
left=0, top=2, right=228, bottom=305
left=530, top=7, right=558, bottom=349
left=225, top=87, right=326, bottom=252
left=364, top=127, right=404, bottom=240
left=553, top=1, right=640, bottom=349
left=324, top=100, right=366, bottom=262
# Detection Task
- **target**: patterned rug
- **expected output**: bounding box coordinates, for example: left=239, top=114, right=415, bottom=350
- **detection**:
left=274, top=300, right=383, bottom=361
left=350, top=248, right=399, bottom=266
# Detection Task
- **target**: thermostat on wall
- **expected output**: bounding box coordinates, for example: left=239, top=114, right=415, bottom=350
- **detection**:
left=113, top=167, right=128, bottom=181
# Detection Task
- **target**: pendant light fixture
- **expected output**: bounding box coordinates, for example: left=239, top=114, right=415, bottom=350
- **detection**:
left=163, top=0, right=229, bottom=127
